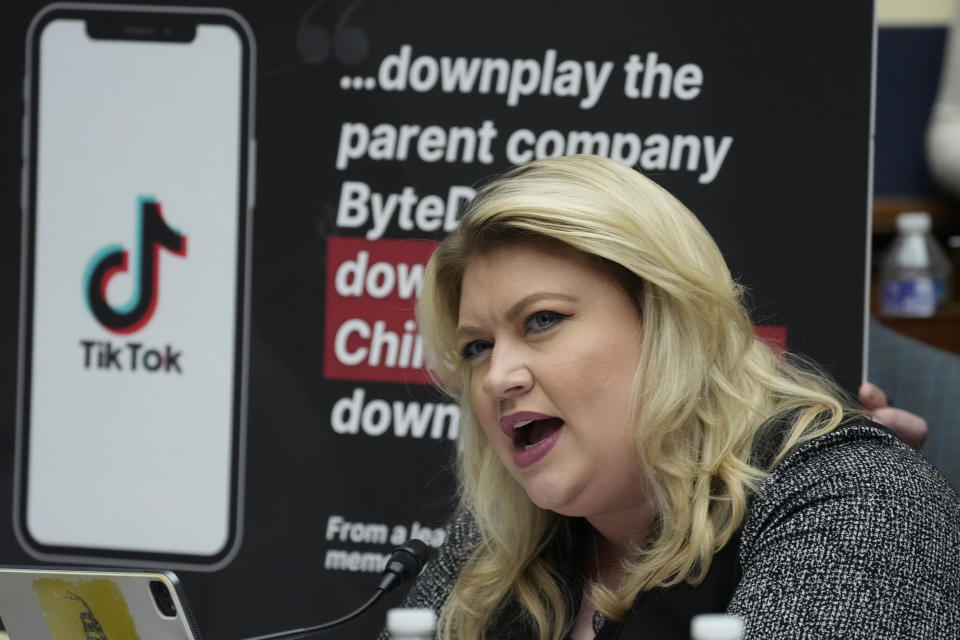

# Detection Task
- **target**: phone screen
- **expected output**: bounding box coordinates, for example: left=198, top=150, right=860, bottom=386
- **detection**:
left=18, top=7, right=253, bottom=567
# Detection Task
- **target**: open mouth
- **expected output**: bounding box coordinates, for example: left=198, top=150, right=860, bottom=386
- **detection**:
left=512, top=418, right=564, bottom=450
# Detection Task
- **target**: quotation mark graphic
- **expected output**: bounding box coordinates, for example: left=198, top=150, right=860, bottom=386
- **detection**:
left=83, top=197, right=187, bottom=334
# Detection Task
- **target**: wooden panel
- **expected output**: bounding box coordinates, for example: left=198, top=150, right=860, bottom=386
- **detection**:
left=873, top=196, right=960, bottom=236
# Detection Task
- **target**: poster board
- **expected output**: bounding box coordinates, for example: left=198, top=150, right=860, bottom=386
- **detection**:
left=0, top=1, right=873, bottom=638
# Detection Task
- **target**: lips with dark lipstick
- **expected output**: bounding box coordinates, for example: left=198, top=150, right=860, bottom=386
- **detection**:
left=499, top=412, right=565, bottom=467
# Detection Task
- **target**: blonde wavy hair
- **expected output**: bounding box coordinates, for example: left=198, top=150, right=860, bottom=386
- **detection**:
left=417, top=155, right=857, bottom=640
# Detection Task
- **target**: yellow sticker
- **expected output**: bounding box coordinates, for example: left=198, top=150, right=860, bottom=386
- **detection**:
left=32, top=578, right=141, bottom=640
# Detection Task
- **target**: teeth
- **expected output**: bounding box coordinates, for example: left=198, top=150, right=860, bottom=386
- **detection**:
left=524, top=443, right=536, bottom=450
left=514, top=420, right=533, bottom=430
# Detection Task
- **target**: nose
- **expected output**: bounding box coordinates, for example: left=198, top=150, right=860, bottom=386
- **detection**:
left=480, top=344, right=533, bottom=400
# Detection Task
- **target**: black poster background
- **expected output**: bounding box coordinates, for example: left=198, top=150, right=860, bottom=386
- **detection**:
left=0, top=1, right=873, bottom=638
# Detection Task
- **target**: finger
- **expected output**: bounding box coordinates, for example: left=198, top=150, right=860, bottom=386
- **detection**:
left=871, top=407, right=928, bottom=450
left=858, top=382, right=888, bottom=411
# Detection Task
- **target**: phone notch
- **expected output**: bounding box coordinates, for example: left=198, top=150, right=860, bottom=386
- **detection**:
left=86, top=13, right=197, bottom=43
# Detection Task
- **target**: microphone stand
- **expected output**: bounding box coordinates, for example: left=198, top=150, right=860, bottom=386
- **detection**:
left=237, top=539, right=430, bottom=640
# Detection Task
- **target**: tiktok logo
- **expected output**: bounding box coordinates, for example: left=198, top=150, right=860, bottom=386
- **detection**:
left=83, top=197, right=187, bottom=334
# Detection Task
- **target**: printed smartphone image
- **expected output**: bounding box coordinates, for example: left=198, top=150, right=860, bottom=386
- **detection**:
left=16, top=3, right=255, bottom=569
left=0, top=566, right=201, bottom=639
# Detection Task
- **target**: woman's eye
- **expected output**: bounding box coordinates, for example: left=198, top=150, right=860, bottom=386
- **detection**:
left=460, top=340, right=492, bottom=361
left=524, top=310, right=570, bottom=334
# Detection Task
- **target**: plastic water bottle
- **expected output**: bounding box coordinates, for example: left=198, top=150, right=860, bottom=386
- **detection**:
left=690, top=613, right=745, bottom=640
left=386, top=608, right=436, bottom=639
left=880, top=212, right=952, bottom=317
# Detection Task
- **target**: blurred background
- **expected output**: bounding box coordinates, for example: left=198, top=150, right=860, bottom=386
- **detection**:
left=873, top=0, right=960, bottom=347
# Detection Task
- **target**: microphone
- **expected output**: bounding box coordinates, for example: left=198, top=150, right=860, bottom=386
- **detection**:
left=241, top=539, right=431, bottom=640
left=377, top=539, right=430, bottom=593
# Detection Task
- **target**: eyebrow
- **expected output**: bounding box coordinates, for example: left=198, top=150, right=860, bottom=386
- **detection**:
left=456, top=292, right=578, bottom=338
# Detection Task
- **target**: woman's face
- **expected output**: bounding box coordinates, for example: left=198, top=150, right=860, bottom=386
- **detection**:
left=457, top=238, right=648, bottom=521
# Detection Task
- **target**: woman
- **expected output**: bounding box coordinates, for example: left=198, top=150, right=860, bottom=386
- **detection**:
left=393, top=155, right=959, bottom=639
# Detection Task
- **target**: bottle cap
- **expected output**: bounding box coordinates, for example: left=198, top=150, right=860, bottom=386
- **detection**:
left=896, top=211, right=932, bottom=233
left=690, top=613, right=745, bottom=640
left=386, top=608, right=437, bottom=634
